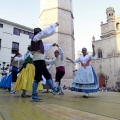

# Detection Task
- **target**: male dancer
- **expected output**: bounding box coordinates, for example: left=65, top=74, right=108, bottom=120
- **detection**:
left=31, top=22, right=59, bottom=101
left=45, top=44, right=65, bottom=95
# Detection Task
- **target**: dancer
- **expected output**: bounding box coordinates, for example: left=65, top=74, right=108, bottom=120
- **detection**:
left=45, top=44, right=65, bottom=95
left=66, top=44, right=99, bottom=98
left=0, top=71, right=8, bottom=89
left=31, top=22, right=59, bottom=102
left=4, top=69, right=12, bottom=91
left=10, top=52, right=23, bottom=94
left=14, top=46, right=43, bottom=97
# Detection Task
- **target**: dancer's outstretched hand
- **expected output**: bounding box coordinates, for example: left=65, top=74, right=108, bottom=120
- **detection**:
left=53, top=43, right=57, bottom=46
left=56, top=44, right=59, bottom=47
left=53, top=43, right=59, bottom=47
left=55, top=22, right=59, bottom=26
left=66, top=57, right=69, bottom=60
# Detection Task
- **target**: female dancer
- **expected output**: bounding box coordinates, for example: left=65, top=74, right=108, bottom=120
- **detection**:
left=10, top=52, right=23, bottom=94
left=14, top=46, right=43, bottom=97
left=66, top=44, right=99, bottom=98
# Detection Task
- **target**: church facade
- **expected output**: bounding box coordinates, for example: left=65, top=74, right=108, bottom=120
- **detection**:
left=92, top=7, right=120, bottom=87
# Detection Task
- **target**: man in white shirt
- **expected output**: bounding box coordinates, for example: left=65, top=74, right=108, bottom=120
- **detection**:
left=45, top=44, right=65, bottom=95
left=31, top=22, right=59, bottom=102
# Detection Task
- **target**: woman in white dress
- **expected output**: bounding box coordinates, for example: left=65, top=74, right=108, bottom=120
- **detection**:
left=66, top=44, right=99, bottom=98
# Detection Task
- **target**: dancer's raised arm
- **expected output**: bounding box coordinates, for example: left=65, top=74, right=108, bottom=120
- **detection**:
left=33, top=22, right=59, bottom=42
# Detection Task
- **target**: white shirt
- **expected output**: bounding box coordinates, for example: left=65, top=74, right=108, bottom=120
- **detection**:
left=33, top=24, right=57, bottom=42
left=32, top=24, right=57, bottom=61
left=32, top=44, right=53, bottom=61
left=45, top=47, right=64, bottom=67
left=73, top=54, right=95, bottom=64
left=14, top=56, right=23, bottom=61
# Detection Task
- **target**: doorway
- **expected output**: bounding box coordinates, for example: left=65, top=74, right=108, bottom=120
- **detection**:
left=99, top=75, right=106, bottom=87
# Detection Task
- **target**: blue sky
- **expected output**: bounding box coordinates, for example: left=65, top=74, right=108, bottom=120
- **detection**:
left=0, top=0, right=120, bottom=51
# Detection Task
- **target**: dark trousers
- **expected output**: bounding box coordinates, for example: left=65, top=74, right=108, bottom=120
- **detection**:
left=12, top=71, right=18, bottom=82
left=33, top=60, right=51, bottom=82
left=55, top=71, right=65, bottom=84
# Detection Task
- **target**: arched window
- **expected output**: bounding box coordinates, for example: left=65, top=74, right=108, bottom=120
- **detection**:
left=116, top=23, right=120, bottom=30
left=98, top=49, right=102, bottom=58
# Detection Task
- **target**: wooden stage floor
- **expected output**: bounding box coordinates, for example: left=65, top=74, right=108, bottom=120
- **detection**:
left=0, top=89, right=120, bottom=120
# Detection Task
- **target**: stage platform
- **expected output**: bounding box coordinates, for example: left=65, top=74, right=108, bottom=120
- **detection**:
left=0, top=89, right=120, bottom=120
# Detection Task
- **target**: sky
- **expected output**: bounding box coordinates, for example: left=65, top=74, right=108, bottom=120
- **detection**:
left=0, top=0, right=120, bottom=52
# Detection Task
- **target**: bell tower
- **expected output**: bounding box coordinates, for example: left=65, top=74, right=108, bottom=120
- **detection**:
left=39, top=0, right=75, bottom=79
left=106, top=7, right=115, bottom=22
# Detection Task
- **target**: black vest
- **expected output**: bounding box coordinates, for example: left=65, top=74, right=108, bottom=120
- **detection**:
left=31, top=39, right=44, bottom=54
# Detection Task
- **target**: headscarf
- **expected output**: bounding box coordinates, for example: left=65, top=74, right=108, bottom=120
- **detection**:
left=54, top=50, right=59, bottom=54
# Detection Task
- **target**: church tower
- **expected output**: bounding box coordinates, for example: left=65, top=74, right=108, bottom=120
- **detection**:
left=39, top=0, right=75, bottom=79
left=106, top=7, right=115, bottom=22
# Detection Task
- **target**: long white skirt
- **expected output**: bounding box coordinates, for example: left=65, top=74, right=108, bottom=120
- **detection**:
left=71, top=66, right=99, bottom=93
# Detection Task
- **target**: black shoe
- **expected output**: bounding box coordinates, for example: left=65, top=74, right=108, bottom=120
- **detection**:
left=21, top=94, right=31, bottom=98
left=83, top=95, right=88, bottom=98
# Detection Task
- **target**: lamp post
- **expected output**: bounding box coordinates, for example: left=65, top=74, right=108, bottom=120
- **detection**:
left=0, top=62, right=9, bottom=76
left=2, top=62, right=6, bottom=72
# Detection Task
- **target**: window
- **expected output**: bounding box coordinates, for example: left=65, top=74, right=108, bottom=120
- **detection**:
left=13, top=27, right=33, bottom=39
left=12, top=42, right=19, bottom=54
left=0, top=23, right=3, bottom=28
left=98, top=49, right=102, bottom=58
left=13, top=28, right=20, bottom=36
left=24, top=31, right=29, bottom=35
left=20, top=30, right=24, bottom=34
left=116, top=23, right=120, bottom=30
left=29, top=32, right=34, bottom=39
left=0, top=39, right=1, bottom=50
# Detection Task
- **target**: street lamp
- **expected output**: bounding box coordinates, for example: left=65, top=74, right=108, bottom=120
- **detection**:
left=0, top=62, right=9, bottom=76
left=2, top=62, right=6, bottom=72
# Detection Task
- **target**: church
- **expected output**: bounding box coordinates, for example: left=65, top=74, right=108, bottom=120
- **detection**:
left=92, top=7, right=120, bottom=88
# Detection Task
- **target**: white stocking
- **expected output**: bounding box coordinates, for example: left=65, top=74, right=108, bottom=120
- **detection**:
left=54, top=82, right=59, bottom=89
left=11, top=82, right=15, bottom=91
left=59, top=84, right=64, bottom=93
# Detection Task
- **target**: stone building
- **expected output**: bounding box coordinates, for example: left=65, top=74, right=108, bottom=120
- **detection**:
left=39, top=0, right=75, bottom=79
left=92, top=7, right=120, bottom=87
left=0, top=18, right=34, bottom=78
